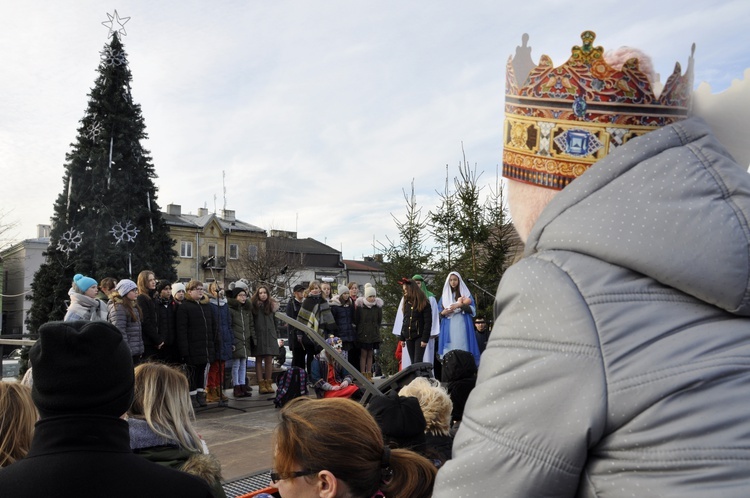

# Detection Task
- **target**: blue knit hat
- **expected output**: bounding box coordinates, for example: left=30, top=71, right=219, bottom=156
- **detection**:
left=73, top=274, right=98, bottom=294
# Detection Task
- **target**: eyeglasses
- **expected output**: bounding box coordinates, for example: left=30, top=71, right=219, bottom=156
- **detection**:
left=270, top=470, right=318, bottom=484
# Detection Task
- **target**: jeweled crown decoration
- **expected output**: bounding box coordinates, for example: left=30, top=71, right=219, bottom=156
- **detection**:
left=502, top=31, right=694, bottom=190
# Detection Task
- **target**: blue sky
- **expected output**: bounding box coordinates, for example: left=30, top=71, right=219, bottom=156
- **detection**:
left=2, top=0, right=749, bottom=259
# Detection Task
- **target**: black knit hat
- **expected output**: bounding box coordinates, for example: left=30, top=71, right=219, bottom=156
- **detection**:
left=155, top=279, right=172, bottom=295
left=30, top=320, right=134, bottom=418
left=367, top=391, right=427, bottom=450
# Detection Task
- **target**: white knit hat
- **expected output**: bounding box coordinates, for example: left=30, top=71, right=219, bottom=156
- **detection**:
left=172, top=282, right=186, bottom=294
left=114, top=279, right=137, bottom=296
left=364, top=284, right=377, bottom=298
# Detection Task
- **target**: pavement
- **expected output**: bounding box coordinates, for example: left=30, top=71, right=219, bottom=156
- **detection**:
left=195, top=366, right=417, bottom=492
left=193, top=386, right=291, bottom=483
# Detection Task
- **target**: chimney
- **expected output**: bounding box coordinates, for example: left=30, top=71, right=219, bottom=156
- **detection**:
left=197, top=207, right=209, bottom=217
left=221, top=209, right=235, bottom=222
left=37, top=224, right=51, bottom=238
left=166, top=204, right=181, bottom=216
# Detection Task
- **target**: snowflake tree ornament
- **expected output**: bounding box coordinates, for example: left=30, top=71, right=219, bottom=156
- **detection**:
left=110, top=220, right=140, bottom=245
left=100, top=46, right=127, bottom=68
left=56, top=228, right=83, bottom=255
left=86, top=121, right=103, bottom=143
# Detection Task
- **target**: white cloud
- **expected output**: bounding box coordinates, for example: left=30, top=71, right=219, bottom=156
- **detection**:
left=1, top=0, right=749, bottom=260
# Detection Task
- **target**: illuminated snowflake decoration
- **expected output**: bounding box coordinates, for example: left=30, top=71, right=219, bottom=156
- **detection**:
left=56, top=228, right=83, bottom=255
left=100, top=46, right=127, bottom=67
left=110, top=220, right=140, bottom=245
left=86, top=121, right=103, bottom=143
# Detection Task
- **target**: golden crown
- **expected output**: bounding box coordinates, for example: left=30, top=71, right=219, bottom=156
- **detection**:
left=502, top=31, right=694, bottom=190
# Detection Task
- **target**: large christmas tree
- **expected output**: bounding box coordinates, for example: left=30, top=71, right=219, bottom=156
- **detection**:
left=27, top=18, right=177, bottom=334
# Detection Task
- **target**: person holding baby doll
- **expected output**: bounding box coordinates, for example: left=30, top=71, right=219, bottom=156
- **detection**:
left=437, top=271, right=480, bottom=367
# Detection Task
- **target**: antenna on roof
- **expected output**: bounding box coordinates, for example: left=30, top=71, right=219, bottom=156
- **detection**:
left=222, top=170, right=227, bottom=212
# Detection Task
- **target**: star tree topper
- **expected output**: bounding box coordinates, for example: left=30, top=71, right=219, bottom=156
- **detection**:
left=102, top=10, right=130, bottom=38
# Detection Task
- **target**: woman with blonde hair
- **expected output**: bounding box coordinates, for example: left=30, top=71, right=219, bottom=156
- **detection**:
left=128, top=362, right=225, bottom=497
left=0, top=382, right=38, bottom=468
left=398, top=377, right=454, bottom=466
left=273, top=397, right=436, bottom=498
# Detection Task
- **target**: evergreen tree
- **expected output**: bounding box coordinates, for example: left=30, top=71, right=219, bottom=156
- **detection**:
left=427, top=150, right=518, bottom=320
left=428, top=166, right=461, bottom=271
left=378, top=180, right=433, bottom=375
left=473, top=168, right=516, bottom=319
left=429, top=146, right=489, bottom=287
left=27, top=33, right=177, bottom=334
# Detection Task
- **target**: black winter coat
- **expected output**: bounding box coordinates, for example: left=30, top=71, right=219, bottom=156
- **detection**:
left=329, top=297, right=356, bottom=343
left=400, top=300, right=433, bottom=343
left=0, top=415, right=214, bottom=498
left=155, top=297, right=177, bottom=347
left=175, top=295, right=218, bottom=365
left=137, top=292, right=161, bottom=350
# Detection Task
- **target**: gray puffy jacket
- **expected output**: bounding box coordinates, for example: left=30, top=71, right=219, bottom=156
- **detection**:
left=108, top=299, right=144, bottom=356
left=435, top=118, right=750, bottom=497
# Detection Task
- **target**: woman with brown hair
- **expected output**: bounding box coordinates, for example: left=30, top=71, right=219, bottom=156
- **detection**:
left=273, top=397, right=436, bottom=498
left=0, top=382, right=38, bottom=468
left=398, top=278, right=432, bottom=365
left=250, top=285, right=280, bottom=394
left=136, top=270, right=163, bottom=361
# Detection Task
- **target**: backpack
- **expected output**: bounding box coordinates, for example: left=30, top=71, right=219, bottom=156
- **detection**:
left=273, top=366, right=309, bottom=408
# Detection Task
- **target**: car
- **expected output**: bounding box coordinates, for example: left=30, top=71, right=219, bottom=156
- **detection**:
left=2, top=348, right=22, bottom=380
left=247, top=339, right=292, bottom=370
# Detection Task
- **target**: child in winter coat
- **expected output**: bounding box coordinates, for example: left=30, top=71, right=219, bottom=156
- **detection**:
left=108, top=278, right=144, bottom=364
left=227, top=281, right=254, bottom=398
left=310, top=337, right=360, bottom=399
left=354, top=284, right=383, bottom=380
left=175, top=280, right=218, bottom=408
left=328, top=286, right=356, bottom=362
left=207, top=282, right=233, bottom=406
left=64, top=273, right=108, bottom=322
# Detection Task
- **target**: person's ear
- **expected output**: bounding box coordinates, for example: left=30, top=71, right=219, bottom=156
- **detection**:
left=317, top=470, right=339, bottom=498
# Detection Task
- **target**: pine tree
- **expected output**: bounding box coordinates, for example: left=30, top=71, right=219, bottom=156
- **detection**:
left=378, top=181, right=433, bottom=375
left=26, top=32, right=177, bottom=334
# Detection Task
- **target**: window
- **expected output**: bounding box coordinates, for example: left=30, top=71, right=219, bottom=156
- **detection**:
left=229, top=244, right=239, bottom=260
left=180, top=241, right=193, bottom=258
left=208, top=244, right=217, bottom=258
left=248, top=244, right=258, bottom=260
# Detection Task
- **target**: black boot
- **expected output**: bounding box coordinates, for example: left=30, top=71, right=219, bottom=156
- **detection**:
left=196, top=390, right=207, bottom=407
left=190, top=394, right=200, bottom=409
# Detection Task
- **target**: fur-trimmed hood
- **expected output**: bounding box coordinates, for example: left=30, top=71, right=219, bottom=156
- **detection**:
left=185, top=292, right=210, bottom=305
left=356, top=296, right=384, bottom=308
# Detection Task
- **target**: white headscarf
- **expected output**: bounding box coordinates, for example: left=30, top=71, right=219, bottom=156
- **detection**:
left=441, top=271, right=472, bottom=308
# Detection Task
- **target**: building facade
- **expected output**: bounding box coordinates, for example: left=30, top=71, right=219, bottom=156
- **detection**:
left=1, top=225, right=51, bottom=338
left=161, top=204, right=267, bottom=284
